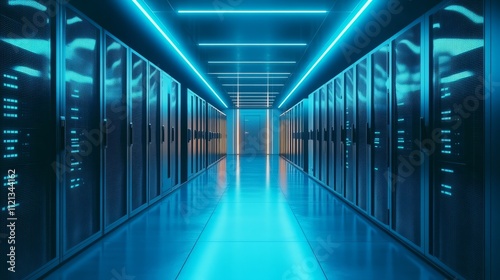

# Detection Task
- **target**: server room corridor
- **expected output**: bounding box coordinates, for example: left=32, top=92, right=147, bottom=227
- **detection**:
left=45, top=156, right=443, bottom=279
left=2, top=0, right=500, bottom=279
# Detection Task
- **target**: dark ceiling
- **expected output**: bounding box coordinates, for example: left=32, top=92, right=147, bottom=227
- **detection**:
left=69, top=0, right=443, bottom=111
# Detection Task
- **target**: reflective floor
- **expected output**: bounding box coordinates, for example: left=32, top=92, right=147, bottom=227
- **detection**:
left=46, top=155, right=445, bottom=280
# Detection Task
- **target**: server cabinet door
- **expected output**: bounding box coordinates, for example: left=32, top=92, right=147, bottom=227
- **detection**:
left=63, top=8, right=101, bottom=252
left=314, top=90, right=321, bottom=180
left=391, top=23, right=422, bottom=247
left=327, top=82, right=335, bottom=189
left=371, top=45, right=390, bottom=225
left=194, top=96, right=199, bottom=173
left=334, top=75, right=344, bottom=195
left=0, top=2, right=55, bottom=277
left=320, top=86, right=328, bottom=185
left=187, top=92, right=193, bottom=177
left=148, top=65, right=160, bottom=201
left=356, top=59, right=369, bottom=212
left=130, top=52, right=148, bottom=212
left=202, top=100, right=206, bottom=169
left=104, top=35, right=128, bottom=229
left=160, top=73, right=171, bottom=193
left=170, top=80, right=179, bottom=186
left=345, top=68, right=356, bottom=203
left=430, top=1, right=484, bottom=278
left=308, top=96, right=314, bottom=175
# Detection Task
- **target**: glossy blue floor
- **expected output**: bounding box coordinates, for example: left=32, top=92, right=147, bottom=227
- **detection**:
left=46, top=155, right=445, bottom=280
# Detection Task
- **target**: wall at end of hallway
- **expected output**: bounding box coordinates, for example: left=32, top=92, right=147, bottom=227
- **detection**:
left=226, top=109, right=280, bottom=155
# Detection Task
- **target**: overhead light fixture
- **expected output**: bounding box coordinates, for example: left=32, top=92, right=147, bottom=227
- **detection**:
left=278, top=0, right=373, bottom=108
left=218, top=76, right=288, bottom=79
left=208, top=61, right=296, bottom=64
left=209, top=72, right=291, bottom=75
left=130, top=0, right=228, bottom=108
left=228, top=92, right=280, bottom=95
left=223, top=84, right=284, bottom=86
left=230, top=96, right=276, bottom=99
left=199, top=43, right=307, bottom=46
left=208, top=72, right=291, bottom=78
left=179, top=10, right=328, bottom=14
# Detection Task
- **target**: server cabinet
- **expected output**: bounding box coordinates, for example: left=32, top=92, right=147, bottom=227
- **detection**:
left=371, top=45, right=390, bottom=225
left=129, top=52, right=148, bottom=213
left=430, top=1, right=485, bottom=278
left=334, top=75, right=344, bottom=195
left=160, top=72, right=170, bottom=193
left=169, top=78, right=179, bottom=187
left=356, top=59, right=369, bottom=212
left=391, top=23, right=422, bottom=246
left=345, top=68, right=356, bottom=203
left=148, top=64, right=160, bottom=201
left=194, top=96, right=199, bottom=173
left=314, top=90, right=320, bottom=180
left=201, top=99, right=206, bottom=169
left=320, top=86, right=328, bottom=185
left=299, top=103, right=304, bottom=169
left=103, top=34, right=128, bottom=230
left=0, top=2, right=56, bottom=278
left=327, top=81, right=336, bottom=189
left=62, top=8, right=102, bottom=254
left=187, top=90, right=193, bottom=177
left=307, top=95, right=314, bottom=175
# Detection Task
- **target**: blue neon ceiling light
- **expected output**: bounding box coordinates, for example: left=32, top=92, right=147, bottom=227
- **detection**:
left=208, top=61, right=296, bottom=64
left=217, top=76, right=289, bottom=79
left=209, top=72, right=291, bottom=75
left=130, top=0, right=228, bottom=108
left=199, top=43, right=307, bottom=46
left=179, top=10, right=327, bottom=14
left=278, top=0, right=373, bottom=108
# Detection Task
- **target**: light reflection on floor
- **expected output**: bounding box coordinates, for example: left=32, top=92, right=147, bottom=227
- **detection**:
left=46, top=155, right=444, bottom=280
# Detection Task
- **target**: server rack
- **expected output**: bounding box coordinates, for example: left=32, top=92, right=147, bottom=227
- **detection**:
left=148, top=64, right=161, bottom=203
left=60, top=7, right=102, bottom=258
left=345, top=68, right=356, bottom=204
left=279, top=0, right=497, bottom=278
left=391, top=23, right=423, bottom=247
left=129, top=51, right=148, bottom=214
left=334, top=75, right=344, bottom=195
left=0, top=2, right=225, bottom=278
left=429, top=1, right=485, bottom=278
left=320, top=86, right=328, bottom=185
left=327, top=81, right=336, bottom=189
left=371, top=45, right=391, bottom=225
left=0, top=1, right=57, bottom=278
left=103, top=33, right=128, bottom=232
left=356, top=58, right=370, bottom=212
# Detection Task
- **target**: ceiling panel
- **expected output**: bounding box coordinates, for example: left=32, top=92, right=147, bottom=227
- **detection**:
left=141, top=0, right=365, bottom=109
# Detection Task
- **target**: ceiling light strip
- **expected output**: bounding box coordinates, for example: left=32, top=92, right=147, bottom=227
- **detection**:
left=131, top=0, right=227, bottom=108
left=178, top=10, right=328, bottom=14
left=199, top=43, right=307, bottom=46
left=218, top=76, right=288, bottom=79
left=208, top=61, right=295, bottom=64
left=209, top=72, right=291, bottom=75
left=278, top=0, right=373, bottom=108
left=223, top=84, right=284, bottom=86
